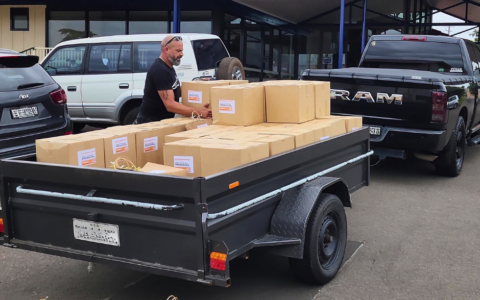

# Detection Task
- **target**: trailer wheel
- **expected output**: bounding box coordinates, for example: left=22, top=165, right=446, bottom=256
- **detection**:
left=289, top=193, right=347, bottom=285
left=217, top=57, right=245, bottom=81
left=435, top=116, right=465, bottom=177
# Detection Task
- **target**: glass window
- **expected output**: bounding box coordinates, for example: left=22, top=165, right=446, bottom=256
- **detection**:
left=362, top=41, right=465, bottom=73
left=134, top=42, right=162, bottom=72
left=245, top=30, right=262, bottom=82
left=224, top=28, right=241, bottom=59
left=0, top=58, right=55, bottom=92
left=467, top=43, right=479, bottom=72
left=225, top=14, right=241, bottom=25
left=89, top=11, right=126, bottom=37
left=129, top=11, right=168, bottom=35
left=192, top=39, right=229, bottom=71
left=474, top=46, right=480, bottom=77
left=263, top=28, right=280, bottom=80
left=119, top=44, right=132, bottom=72
left=179, top=11, right=211, bottom=34
left=87, top=44, right=122, bottom=73
left=43, top=46, right=86, bottom=76
left=10, top=8, right=29, bottom=31
left=298, top=29, right=321, bottom=76
left=281, top=32, right=295, bottom=79
left=48, top=11, right=86, bottom=47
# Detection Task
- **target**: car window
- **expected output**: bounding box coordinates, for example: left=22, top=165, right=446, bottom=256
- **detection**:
left=43, top=46, right=86, bottom=76
left=192, top=39, right=229, bottom=71
left=473, top=45, right=480, bottom=79
left=134, top=42, right=162, bottom=72
left=87, top=44, right=123, bottom=73
left=118, top=44, right=132, bottom=72
left=466, top=43, right=479, bottom=74
left=0, top=57, right=55, bottom=92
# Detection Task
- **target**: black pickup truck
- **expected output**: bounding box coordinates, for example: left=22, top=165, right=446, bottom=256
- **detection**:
left=303, top=35, right=480, bottom=177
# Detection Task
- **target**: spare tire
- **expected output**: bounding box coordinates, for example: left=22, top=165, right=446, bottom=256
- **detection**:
left=217, top=57, right=245, bottom=81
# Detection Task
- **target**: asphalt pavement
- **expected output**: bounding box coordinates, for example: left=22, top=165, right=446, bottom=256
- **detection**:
left=1, top=147, right=480, bottom=300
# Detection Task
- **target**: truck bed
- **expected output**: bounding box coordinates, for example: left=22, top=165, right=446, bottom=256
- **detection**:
left=0, top=128, right=370, bottom=286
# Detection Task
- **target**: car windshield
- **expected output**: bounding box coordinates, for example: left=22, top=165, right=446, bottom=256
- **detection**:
left=192, top=39, right=229, bottom=71
left=0, top=57, right=55, bottom=92
left=361, top=40, right=466, bottom=74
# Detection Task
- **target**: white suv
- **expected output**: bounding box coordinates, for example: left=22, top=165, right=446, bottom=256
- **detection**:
left=41, top=34, right=232, bottom=130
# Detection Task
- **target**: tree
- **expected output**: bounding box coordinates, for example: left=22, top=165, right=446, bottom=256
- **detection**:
left=471, top=29, right=479, bottom=43
left=58, top=28, right=97, bottom=43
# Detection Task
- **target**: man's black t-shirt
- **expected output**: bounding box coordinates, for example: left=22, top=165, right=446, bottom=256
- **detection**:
left=138, top=58, right=180, bottom=121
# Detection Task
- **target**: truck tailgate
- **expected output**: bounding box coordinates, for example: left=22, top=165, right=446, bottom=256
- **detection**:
left=0, top=160, right=205, bottom=282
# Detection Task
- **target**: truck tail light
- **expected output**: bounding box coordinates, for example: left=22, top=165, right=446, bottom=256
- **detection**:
left=402, top=36, right=427, bottom=41
left=0, top=218, right=4, bottom=234
left=432, top=91, right=448, bottom=123
left=210, top=252, right=227, bottom=271
left=50, top=89, right=67, bottom=105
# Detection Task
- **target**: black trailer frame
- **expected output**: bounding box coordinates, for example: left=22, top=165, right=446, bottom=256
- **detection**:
left=0, top=128, right=370, bottom=287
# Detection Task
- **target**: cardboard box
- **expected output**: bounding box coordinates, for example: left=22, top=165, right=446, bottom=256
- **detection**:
left=255, top=127, right=315, bottom=148
left=86, top=131, right=137, bottom=167
left=226, top=80, right=249, bottom=85
left=181, top=81, right=230, bottom=109
left=185, top=119, right=213, bottom=131
left=318, top=116, right=361, bottom=133
left=139, top=163, right=187, bottom=176
left=308, top=81, right=331, bottom=118
left=164, top=125, right=237, bottom=143
left=211, top=85, right=265, bottom=126
left=164, top=139, right=269, bottom=177
left=36, top=135, right=105, bottom=168
left=249, top=135, right=295, bottom=156
left=265, top=82, right=315, bottom=123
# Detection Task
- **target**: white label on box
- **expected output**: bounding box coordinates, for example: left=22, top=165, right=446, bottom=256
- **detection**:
left=112, top=137, right=129, bottom=154
left=197, top=123, right=209, bottom=128
left=77, top=148, right=97, bottom=166
left=149, top=170, right=167, bottom=174
left=188, top=90, right=202, bottom=103
left=219, top=100, right=236, bottom=114
left=320, top=136, right=330, bottom=141
left=174, top=156, right=194, bottom=174
left=144, top=137, right=158, bottom=153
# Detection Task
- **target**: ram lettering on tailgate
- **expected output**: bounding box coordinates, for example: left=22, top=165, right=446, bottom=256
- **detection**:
left=331, top=90, right=403, bottom=105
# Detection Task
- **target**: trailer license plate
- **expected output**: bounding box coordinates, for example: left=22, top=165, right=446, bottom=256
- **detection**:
left=73, top=219, right=120, bottom=247
left=11, top=106, right=38, bottom=119
left=370, top=126, right=381, bottom=136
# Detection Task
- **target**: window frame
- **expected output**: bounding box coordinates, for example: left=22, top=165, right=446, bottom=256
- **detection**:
left=85, top=42, right=133, bottom=75
left=41, top=44, right=88, bottom=76
left=466, top=42, right=479, bottom=74
left=10, top=7, right=29, bottom=31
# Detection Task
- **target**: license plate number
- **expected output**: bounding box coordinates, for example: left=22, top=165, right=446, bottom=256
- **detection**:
left=369, top=126, right=381, bottom=136
left=11, top=106, right=38, bottom=119
left=73, top=219, right=120, bottom=247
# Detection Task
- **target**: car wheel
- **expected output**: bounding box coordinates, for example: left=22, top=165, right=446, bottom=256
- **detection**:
left=123, top=107, right=140, bottom=125
left=435, top=116, right=466, bottom=177
left=73, top=123, right=86, bottom=133
left=217, top=57, right=245, bottom=81
left=289, top=193, right=347, bottom=285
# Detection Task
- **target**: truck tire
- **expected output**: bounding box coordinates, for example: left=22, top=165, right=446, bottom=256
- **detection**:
left=123, top=107, right=140, bottom=125
left=289, top=193, right=347, bottom=285
left=435, top=116, right=466, bottom=177
left=217, top=57, right=245, bottom=81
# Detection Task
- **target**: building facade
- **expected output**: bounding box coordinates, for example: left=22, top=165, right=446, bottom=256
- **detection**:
left=1, top=0, right=474, bottom=82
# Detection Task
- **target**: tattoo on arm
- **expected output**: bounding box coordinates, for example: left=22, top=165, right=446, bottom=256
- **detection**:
left=159, top=90, right=169, bottom=101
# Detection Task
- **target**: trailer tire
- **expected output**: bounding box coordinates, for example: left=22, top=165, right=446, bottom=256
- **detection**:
left=289, top=193, right=347, bottom=285
left=217, top=57, right=245, bottom=81
left=435, top=116, right=465, bottom=177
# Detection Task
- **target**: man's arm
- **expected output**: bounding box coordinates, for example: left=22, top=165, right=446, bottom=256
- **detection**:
left=159, top=90, right=211, bottom=118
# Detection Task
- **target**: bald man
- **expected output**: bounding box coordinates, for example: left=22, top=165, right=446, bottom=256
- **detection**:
left=135, top=35, right=212, bottom=124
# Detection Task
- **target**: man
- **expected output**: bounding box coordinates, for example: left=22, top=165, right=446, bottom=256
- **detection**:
left=135, top=35, right=212, bottom=124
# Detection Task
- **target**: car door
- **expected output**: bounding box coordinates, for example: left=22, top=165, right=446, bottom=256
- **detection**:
left=81, top=43, right=133, bottom=122
left=466, top=43, right=480, bottom=125
left=42, top=45, right=87, bottom=118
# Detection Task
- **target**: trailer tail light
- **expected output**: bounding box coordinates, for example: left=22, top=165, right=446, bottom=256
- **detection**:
left=50, top=89, right=67, bottom=105
left=210, top=252, right=227, bottom=271
left=432, top=92, right=448, bottom=123
left=0, top=218, right=4, bottom=234
left=402, top=36, right=427, bottom=41
left=64, top=131, right=72, bottom=135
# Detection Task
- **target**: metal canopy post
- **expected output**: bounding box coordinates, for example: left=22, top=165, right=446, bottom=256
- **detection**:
left=173, top=0, right=181, bottom=33
left=361, top=0, right=368, bottom=54
left=339, top=0, right=345, bottom=69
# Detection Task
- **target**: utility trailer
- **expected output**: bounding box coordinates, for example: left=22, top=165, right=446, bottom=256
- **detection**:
left=0, top=128, right=371, bottom=287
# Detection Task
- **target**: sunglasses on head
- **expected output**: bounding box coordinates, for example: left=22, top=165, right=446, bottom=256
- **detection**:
left=163, top=36, right=182, bottom=47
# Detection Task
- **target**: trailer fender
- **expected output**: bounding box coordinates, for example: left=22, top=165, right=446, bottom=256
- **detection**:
left=266, top=177, right=350, bottom=259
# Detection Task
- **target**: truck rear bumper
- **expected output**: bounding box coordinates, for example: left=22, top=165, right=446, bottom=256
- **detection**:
left=369, top=124, right=448, bottom=155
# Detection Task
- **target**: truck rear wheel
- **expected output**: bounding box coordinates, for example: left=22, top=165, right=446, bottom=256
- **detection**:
left=217, top=57, right=245, bottom=81
left=435, top=116, right=465, bottom=177
left=289, top=193, right=347, bottom=285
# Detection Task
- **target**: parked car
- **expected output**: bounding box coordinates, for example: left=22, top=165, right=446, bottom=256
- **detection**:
left=0, top=49, right=72, bottom=158
left=302, top=35, right=480, bottom=177
left=41, top=34, right=244, bottom=131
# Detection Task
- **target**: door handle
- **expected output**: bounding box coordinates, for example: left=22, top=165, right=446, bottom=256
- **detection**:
left=67, top=86, right=77, bottom=92
left=119, top=83, right=129, bottom=89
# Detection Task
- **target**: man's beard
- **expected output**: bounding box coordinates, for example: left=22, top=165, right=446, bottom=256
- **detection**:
left=169, top=56, right=181, bottom=66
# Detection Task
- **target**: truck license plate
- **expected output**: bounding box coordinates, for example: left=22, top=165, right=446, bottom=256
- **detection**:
left=369, top=126, right=381, bottom=136
left=11, top=106, right=38, bottom=119
left=73, top=219, right=120, bottom=247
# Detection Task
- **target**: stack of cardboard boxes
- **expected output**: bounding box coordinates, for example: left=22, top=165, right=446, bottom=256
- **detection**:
left=36, top=80, right=362, bottom=178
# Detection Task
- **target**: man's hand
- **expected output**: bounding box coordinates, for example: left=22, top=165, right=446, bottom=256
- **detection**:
left=196, top=102, right=212, bottom=119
